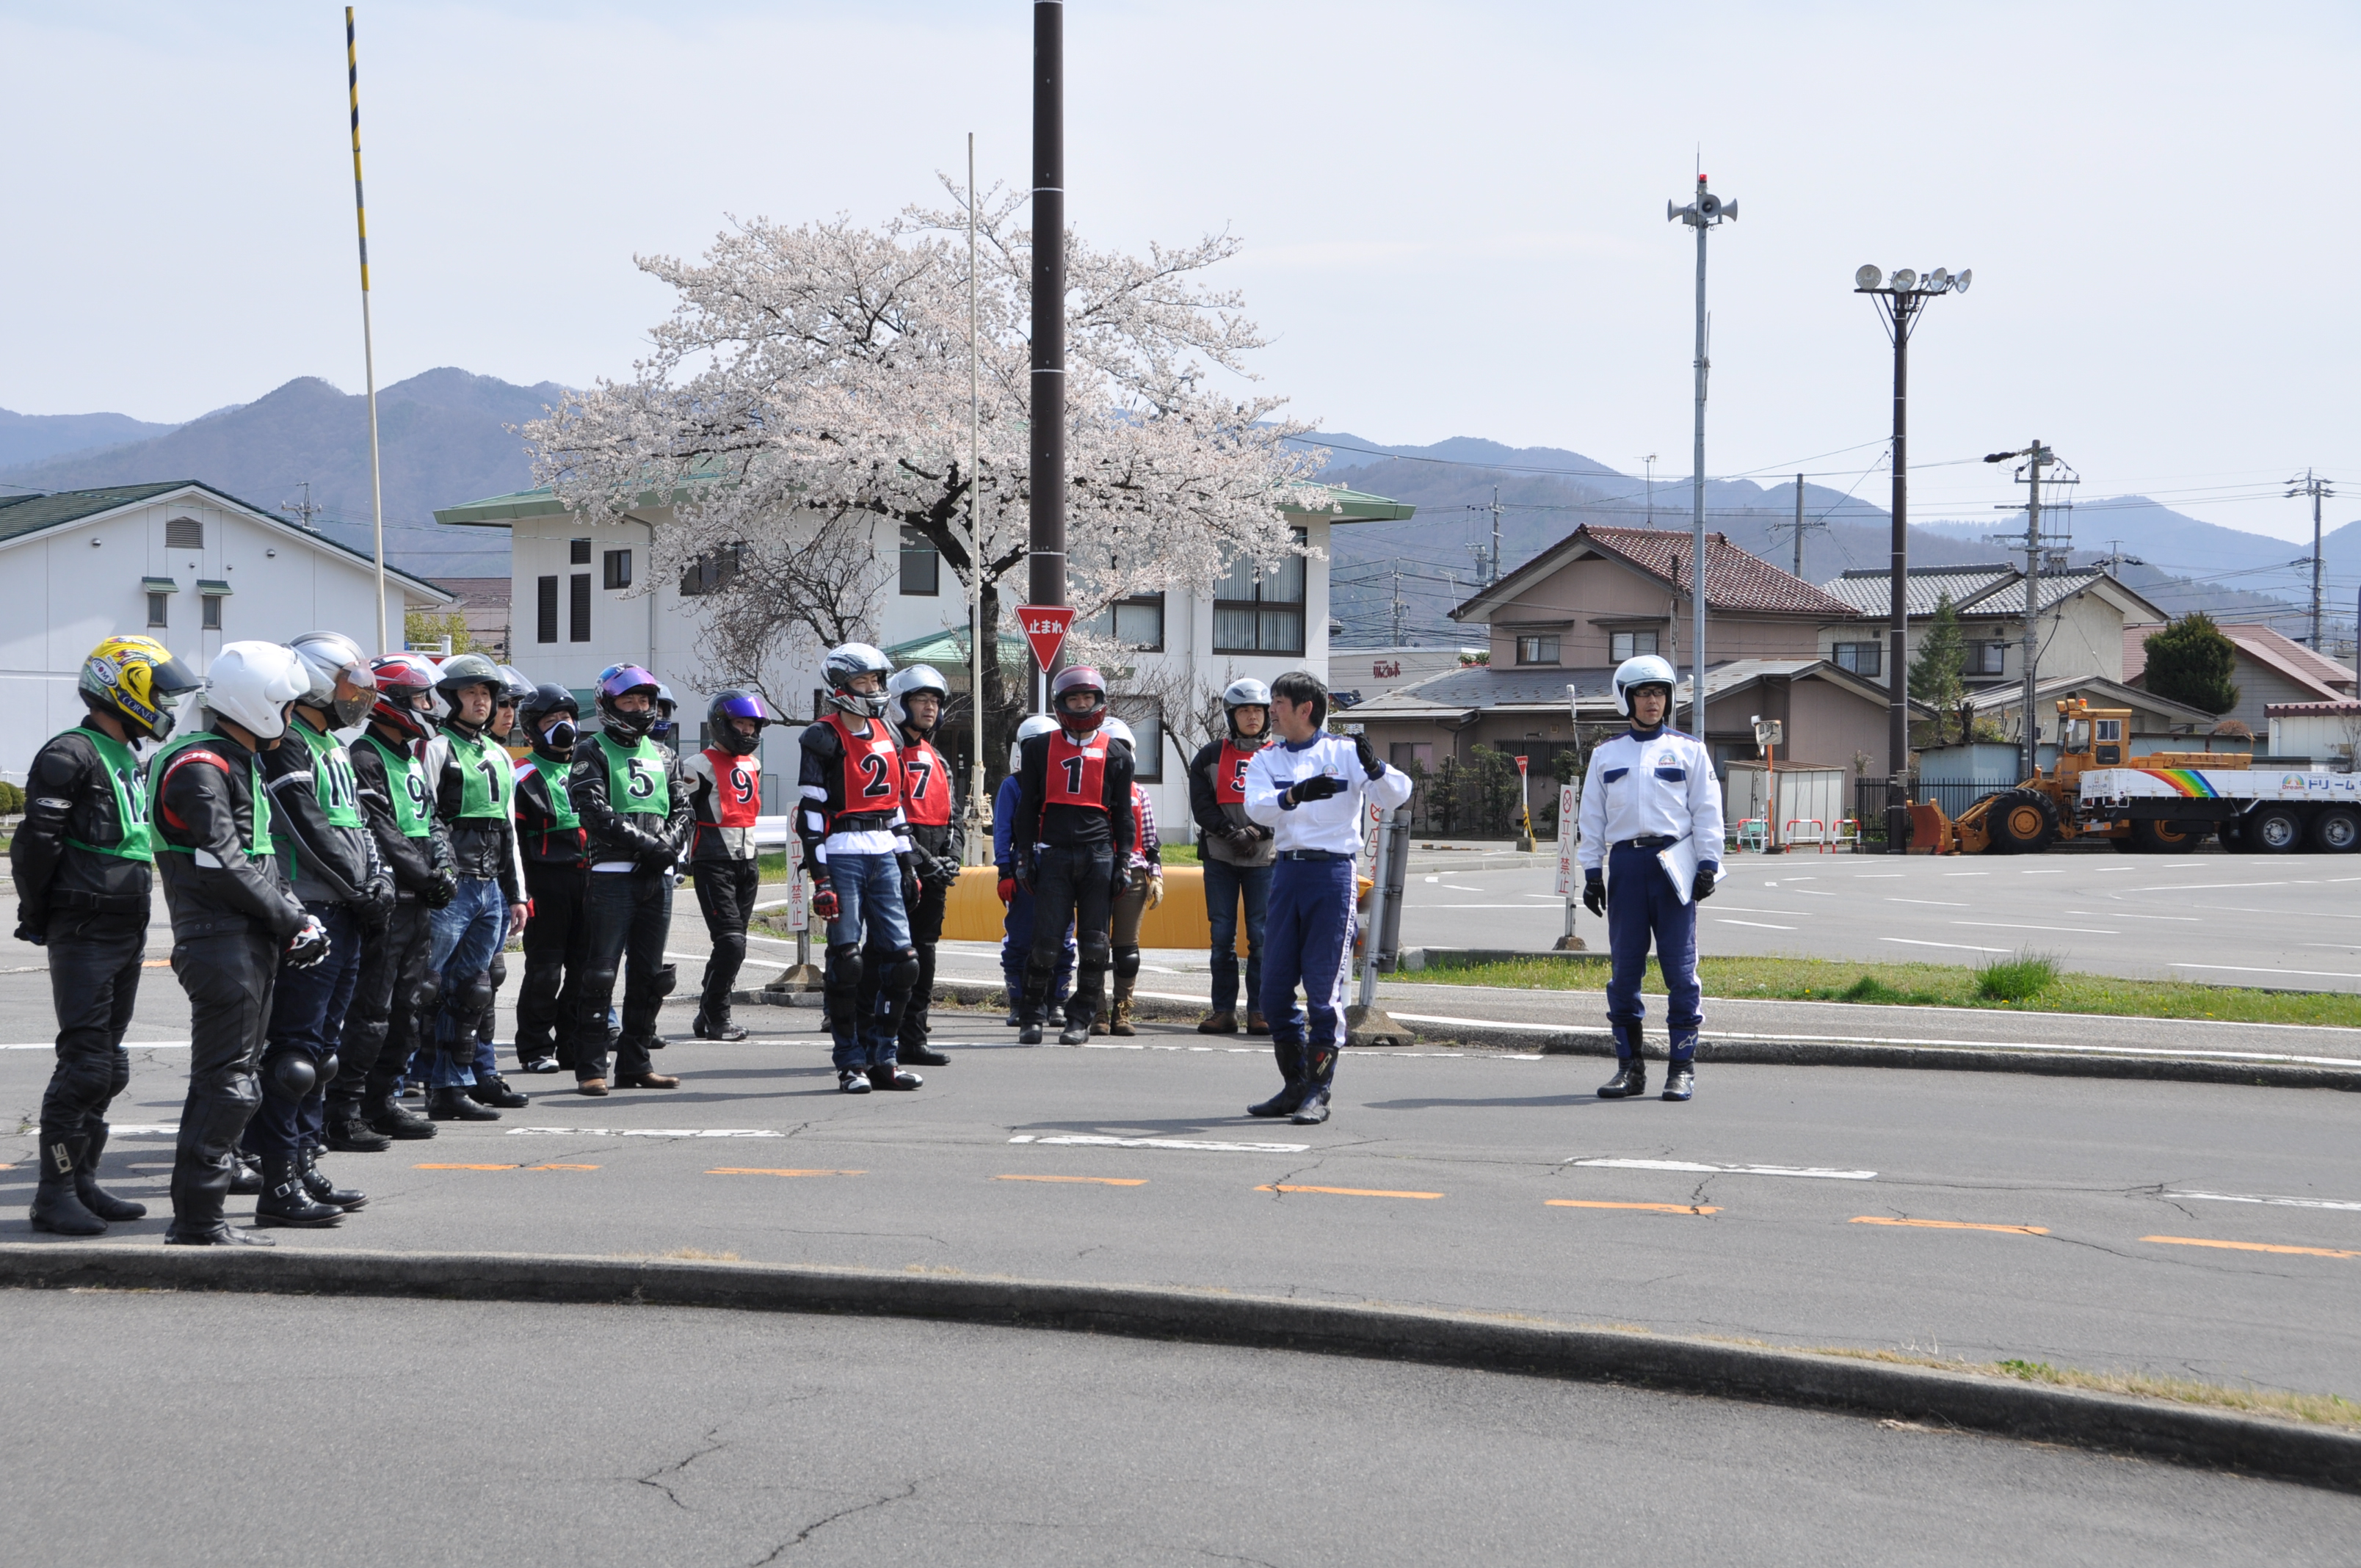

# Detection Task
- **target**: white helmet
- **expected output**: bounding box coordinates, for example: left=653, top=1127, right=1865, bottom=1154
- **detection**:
left=1611, top=654, right=1679, bottom=719
left=1099, top=716, right=1136, bottom=752
left=206, top=641, right=311, bottom=741
left=286, top=630, right=377, bottom=729
left=886, top=664, right=951, bottom=732
left=1008, top=713, right=1059, bottom=773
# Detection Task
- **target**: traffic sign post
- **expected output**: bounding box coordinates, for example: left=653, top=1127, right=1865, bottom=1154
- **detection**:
left=1017, top=603, right=1076, bottom=713
left=1553, top=780, right=1586, bottom=951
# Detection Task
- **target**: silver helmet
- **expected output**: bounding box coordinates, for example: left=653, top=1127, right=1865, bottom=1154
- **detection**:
left=822, top=642, right=894, bottom=719
left=1222, top=675, right=1273, bottom=747
left=286, top=631, right=377, bottom=729
left=886, top=664, right=951, bottom=733
left=1007, top=712, right=1059, bottom=773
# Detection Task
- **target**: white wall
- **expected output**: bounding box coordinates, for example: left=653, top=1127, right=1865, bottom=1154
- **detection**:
left=0, top=493, right=431, bottom=783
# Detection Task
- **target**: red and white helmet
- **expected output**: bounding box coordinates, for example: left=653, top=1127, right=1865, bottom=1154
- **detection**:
left=1050, top=665, right=1107, bottom=734
left=369, top=652, right=442, bottom=740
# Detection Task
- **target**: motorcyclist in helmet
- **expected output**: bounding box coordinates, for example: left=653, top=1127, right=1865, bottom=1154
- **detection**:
left=1186, top=676, right=1277, bottom=1035
left=991, top=714, right=1073, bottom=1026
left=874, top=666, right=963, bottom=1066
left=683, top=689, right=772, bottom=1042
left=1009, top=665, right=1136, bottom=1045
left=512, top=683, right=588, bottom=1072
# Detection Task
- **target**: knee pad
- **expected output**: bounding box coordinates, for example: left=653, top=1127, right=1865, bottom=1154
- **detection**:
left=1078, top=932, right=1113, bottom=969
left=824, top=944, right=863, bottom=994
left=454, top=970, right=495, bottom=1015
left=1113, top=945, right=1142, bottom=980
left=884, top=947, right=921, bottom=992
left=263, top=1050, right=317, bottom=1102
left=488, top=951, right=508, bottom=987
left=411, top=973, right=442, bottom=1017
left=316, top=1050, right=340, bottom=1085
left=653, top=963, right=678, bottom=998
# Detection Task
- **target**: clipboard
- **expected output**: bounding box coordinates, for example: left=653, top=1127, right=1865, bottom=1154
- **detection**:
left=1657, top=833, right=1700, bottom=905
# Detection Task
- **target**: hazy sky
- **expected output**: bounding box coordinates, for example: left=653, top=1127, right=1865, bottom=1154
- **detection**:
left=4, top=1, right=2357, bottom=543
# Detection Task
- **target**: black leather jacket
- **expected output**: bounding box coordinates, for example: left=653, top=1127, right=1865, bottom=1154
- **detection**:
left=262, top=712, right=390, bottom=912
left=10, top=727, right=153, bottom=932
left=151, top=726, right=309, bottom=943
left=349, top=727, right=454, bottom=901
left=569, top=733, right=692, bottom=871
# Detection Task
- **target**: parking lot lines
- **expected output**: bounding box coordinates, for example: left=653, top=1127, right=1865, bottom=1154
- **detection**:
left=1255, top=1183, right=1443, bottom=1199
left=1546, top=1199, right=1718, bottom=1216
left=706, top=1168, right=864, bottom=1177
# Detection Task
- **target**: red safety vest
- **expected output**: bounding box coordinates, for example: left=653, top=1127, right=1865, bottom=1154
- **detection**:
left=824, top=714, right=901, bottom=822
left=1128, top=785, right=1149, bottom=857
left=700, top=749, right=762, bottom=827
left=1214, top=740, right=1259, bottom=805
left=1041, top=729, right=1110, bottom=831
left=899, top=736, right=952, bottom=827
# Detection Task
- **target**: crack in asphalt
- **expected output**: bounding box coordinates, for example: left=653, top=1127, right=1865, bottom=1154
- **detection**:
left=748, top=1479, right=920, bottom=1564
left=634, top=1423, right=729, bottom=1511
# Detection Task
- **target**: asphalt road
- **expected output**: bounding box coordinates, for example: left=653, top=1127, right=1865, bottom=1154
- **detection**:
left=7, top=979, right=2360, bottom=1401
left=1390, top=846, right=2361, bottom=991
left=7, top=1291, right=2352, bottom=1567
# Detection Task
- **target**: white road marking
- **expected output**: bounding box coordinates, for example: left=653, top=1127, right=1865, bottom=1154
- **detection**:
left=507, top=1126, right=788, bottom=1139
left=2175, top=963, right=2359, bottom=981
left=2063, top=911, right=2200, bottom=922
left=1009, top=1134, right=1310, bottom=1153
left=1956, top=921, right=2119, bottom=934
left=1570, top=1157, right=1876, bottom=1180
left=1881, top=937, right=2010, bottom=954
left=1716, top=918, right=1796, bottom=931
left=1886, top=899, right=1968, bottom=907
left=1790, top=889, right=1837, bottom=897
left=2172, top=1191, right=2361, bottom=1213
left=1852, top=874, right=1903, bottom=878
left=98, top=1125, right=181, bottom=1136
left=1941, top=872, right=1990, bottom=878
left=2019, top=869, right=2067, bottom=875
left=1711, top=904, right=1810, bottom=917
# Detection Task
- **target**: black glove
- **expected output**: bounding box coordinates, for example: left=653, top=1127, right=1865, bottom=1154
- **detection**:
left=358, top=874, right=396, bottom=932
left=14, top=919, right=47, bottom=948
left=1691, top=868, right=1717, bottom=903
left=285, top=913, right=332, bottom=971
left=636, top=836, right=678, bottom=873
left=424, top=866, right=459, bottom=910
left=929, top=853, right=962, bottom=885
left=1582, top=873, right=1606, bottom=919
left=1354, top=732, right=1385, bottom=780
left=899, top=856, right=920, bottom=905
left=1251, top=824, right=1274, bottom=841
left=1290, top=774, right=1348, bottom=805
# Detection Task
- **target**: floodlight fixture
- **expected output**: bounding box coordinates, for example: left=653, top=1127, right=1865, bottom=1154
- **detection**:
left=1890, top=268, right=1918, bottom=292
left=1952, top=268, right=1972, bottom=294
left=1855, top=264, right=1883, bottom=290
left=1928, top=267, right=1951, bottom=291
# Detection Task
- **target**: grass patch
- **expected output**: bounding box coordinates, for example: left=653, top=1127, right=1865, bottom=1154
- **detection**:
left=1408, top=954, right=2361, bottom=1028
left=1975, top=951, right=2059, bottom=1004
left=1158, top=842, right=1198, bottom=865
left=1802, top=1346, right=2361, bottom=1431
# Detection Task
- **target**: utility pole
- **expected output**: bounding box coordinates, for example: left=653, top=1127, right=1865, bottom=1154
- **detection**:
left=1856, top=262, right=1970, bottom=851
left=1985, top=440, right=2067, bottom=783
left=2288, top=469, right=2335, bottom=648
left=1769, top=473, right=1827, bottom=580
left=1489, top=486, right=1502, bottom=587
left=1389, top=566, right=1407, bottom=645
left=1642, top=454, right=1657, bottom=529
left=280, top=481, right=322, bottom=531
left=1027, top=1, right=1066, bottom=711
left=1670, top=173, right=1736, bottom=735
left=346, top=8, right=388, bottom=656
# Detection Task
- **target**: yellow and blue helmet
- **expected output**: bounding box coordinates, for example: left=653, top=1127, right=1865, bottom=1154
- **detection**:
left=79, top=635, right=201, bottom=741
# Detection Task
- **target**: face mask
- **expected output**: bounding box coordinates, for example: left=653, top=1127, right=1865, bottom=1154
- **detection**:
left=541, top=718, right=578, bottom=755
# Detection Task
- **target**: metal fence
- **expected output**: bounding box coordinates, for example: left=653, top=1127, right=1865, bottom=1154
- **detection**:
left=1850, top=778, right=2020, bottom=846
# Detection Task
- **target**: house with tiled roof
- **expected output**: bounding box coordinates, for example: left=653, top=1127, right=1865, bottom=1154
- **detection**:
left=1818, top=563, right=2166, bottom=692
left=2124, top=620, right=2358, bottom=738
left=0, top=481, right=453, bottom=785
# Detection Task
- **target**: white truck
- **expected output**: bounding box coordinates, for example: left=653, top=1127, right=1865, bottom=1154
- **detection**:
left=2077, top=763, right=2361, bottom=854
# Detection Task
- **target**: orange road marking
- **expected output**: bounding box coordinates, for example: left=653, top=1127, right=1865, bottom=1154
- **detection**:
left=1255, top=1183, right=1442, bottom=1199
left=415, top=1164, right=520, bottom=1171
left=142, top=959, right=172, bottom=968
left=995, top=1174, right=1147, bottom=1186
left=1548, top=1199, right=1719, bottom=1215
left=705, top=1168, right=865, bottom=1177
left=1852, top=1216, right=2048, bottom=1235
left=2143, top=1235, right=2360, bottom=1260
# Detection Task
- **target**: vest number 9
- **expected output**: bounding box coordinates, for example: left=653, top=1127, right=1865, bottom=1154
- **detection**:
left=403, top=771, right=431, bottom=813
left=857, top=752, right=894, bottom=799
left=730, top=764, right=757, bottom=805
left=625, top=759, right=657, bottom=800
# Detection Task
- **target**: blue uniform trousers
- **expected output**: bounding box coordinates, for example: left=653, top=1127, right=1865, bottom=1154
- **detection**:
left=1604, top=841, right=1701, bottom=1061
left=1259, top=857, right=1356, bottom=1059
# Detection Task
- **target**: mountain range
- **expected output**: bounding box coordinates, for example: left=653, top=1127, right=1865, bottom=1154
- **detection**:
left=3, top=377, right=2351, bottom=650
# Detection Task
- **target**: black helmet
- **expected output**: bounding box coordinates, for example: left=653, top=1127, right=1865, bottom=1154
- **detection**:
left=707, top=689, right=770, bottom=755
left=432, top=652, right=504, bottom=734
left=595, top=664, right=661, bottom=741
left=521, top=683, right=579, bottom=761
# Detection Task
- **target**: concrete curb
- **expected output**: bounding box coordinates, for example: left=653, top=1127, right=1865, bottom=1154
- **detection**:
left=769, top=980, right=2361, bottom=1092
left=3, top=1242, right=2352, bottom=1492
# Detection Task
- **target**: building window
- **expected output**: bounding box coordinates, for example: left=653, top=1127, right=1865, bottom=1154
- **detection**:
left=1609, top=628, right=1661, bottom=662
left=1111, top=695, right=1164, bottom=782
left=201, top=595, right=222, bottom=631
left=1970, top=641, right=2008, bottom=676
left=1389, top=741, right=1434, bottom=770
left=570, top=538, right=591, bottom=565
left=537, top=576, right=559, bottom=642
left=1080, top=594, right=1166, bottom=651
left=166, top=516, right=203, bottom=550
left=569, top=573, right=592, bottom=642
left=603, top=549, right=633, bottom=591
left=681, top=543, right=744, bottom=598
left=1832, top=641, right=1882, bottom=678
left=1212, top=531, right=1306, bottom=655
left=147, top=592, right=169, bottom=628
left=1515, top=634, right=1560, bottom=666
left=899, top=527, right=940, bottom=596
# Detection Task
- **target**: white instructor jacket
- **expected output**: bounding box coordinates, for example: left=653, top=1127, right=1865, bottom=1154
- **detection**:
left=1575, top=727, right=1724, bottom=876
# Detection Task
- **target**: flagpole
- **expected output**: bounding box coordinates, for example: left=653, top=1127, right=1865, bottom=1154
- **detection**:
left=965, top=131, right=990, bottom=857
left=347, top=7, right=388, bottom=656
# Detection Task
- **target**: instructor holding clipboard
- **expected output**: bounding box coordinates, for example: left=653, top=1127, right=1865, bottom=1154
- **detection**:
left=1577, top=656, right=1724, bottom=1102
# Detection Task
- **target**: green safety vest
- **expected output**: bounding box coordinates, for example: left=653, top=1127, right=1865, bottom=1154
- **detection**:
left=359, top=733, right=434, bottom=838
left=60, top=725, right=153, bottom=863
left=523, top=756, right=580, bottom=830
left=146, top=730, right=272, bottom=859
left=446, top=730, right=515, bottom=820
left=592, top=732, right=670, bottom=816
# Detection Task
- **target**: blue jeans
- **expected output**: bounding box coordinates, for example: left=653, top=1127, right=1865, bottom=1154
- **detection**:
left=1260, top=857, right=1356, bottom=1056
left=1604, top=841, right=1702, bottom=1060
left=427, top=876, right=508, bottom=1088
left=244, top=901, right=363, bottom=1163
left=1001, top=888, right=1073, bottom=1003
left=1201, top=857, right=1271, bottom=1015
left=823, top=852, right=910, bottom=1069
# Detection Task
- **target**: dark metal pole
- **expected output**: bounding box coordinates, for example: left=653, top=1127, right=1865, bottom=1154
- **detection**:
left=1885, top=300, right=1911, bottom=852
left=1028, top=1, right=1066, bottom=706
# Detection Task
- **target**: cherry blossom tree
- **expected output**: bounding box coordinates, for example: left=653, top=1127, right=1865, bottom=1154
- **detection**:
left=525, top=181, right=1333, bottom=766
